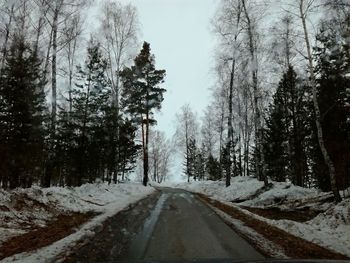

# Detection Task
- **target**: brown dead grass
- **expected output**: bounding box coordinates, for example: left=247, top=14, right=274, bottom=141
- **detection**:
left=0, top=212, right=95, bottom=260
left=197, top=193, right=349, bottom=260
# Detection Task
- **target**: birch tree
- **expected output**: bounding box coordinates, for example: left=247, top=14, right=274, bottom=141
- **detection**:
left=99, top=1, right=139, bottom=109
left=297, top=0, right=342, bottom=201
left=241, top=0, right=268, bottom=187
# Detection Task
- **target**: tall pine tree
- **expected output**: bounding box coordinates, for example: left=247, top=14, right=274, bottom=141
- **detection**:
left=120, top=42, right=166, bottom=186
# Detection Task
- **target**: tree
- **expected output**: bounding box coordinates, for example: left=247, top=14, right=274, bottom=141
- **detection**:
left=0, top=35, right=46, bottom=189
left=212, top=0, right=243, bottom=186
left=99, top=2, right=140, bottom=178
left=99, top=0, right=139, bottom=108
left=241, top=0, right=268, bottom=187
left=185, top=138, right=197, bottom=182
left=263, top=67, right=309, bottom=184
left=264, top=101, right=288, bottom=182
left=149, top=130, right=172, bottom=183
left=40, top=0, right=89, bottom=187
left=46, top=0, right=87, bottom=130
left=201, top=105, right=218, bottom=157
left=298, top=0, right=342, bottom=201
left=270, top=14, right=299, bottom=69
left=120, top=42, right=166, bottom=186
left=207, top=154, right=221, bottom=181
left=313, top=20, right=350, bottom=191
left=117, top=119, right=141, bottom=182
left=59, top=39, right=111, bottom=186
left=194, top=146, right=206, bottom=181
left=174, top=104, right=199, bottom=182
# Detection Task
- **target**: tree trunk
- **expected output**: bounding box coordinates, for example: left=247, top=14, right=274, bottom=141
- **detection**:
left=226, top=2, right=241, bottom=185
left=218, top=99, right=225, bottom=179
left=299, top=0, right=341, bottom=202
left=143, top=122, right=149, bottom=186
left=227, top=61, right=235, bottom=187
left=185, top=122, right=190, bottom=182
left=51, top=7, right=58, bottom=131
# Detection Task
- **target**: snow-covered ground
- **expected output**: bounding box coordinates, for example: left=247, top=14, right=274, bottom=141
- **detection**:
left=175, top=177, right=323, bottom=206
left=176, top=177, right=350, bottom=257
left=0, top=182, right=155, bottom=262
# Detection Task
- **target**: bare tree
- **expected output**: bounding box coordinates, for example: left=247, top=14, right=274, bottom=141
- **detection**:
left=269, top=14, right=300, bottom=71
left=99, top=0, right=139, bottom=109
left=38, top=0, right=88, bottom=130
left=241, top=0, right=268, bottom=187
left=212, top=0, right=243, bottom=186
left=61, top=14, right=84, bottom=113
left=201, top=105, right=219, bottom=157
left=149, top=130, right=172, bottom=184
left=174, top=104, right=199, bottom=182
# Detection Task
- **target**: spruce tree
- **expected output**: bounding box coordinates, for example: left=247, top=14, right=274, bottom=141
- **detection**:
left=63, top=39, right=111, bottom=186
left=313, top=23, right=350, bottom=191
left=185, top=138, right=197, bottom=181
left=0, top=35, right=46, bottom=189
left=207, top=154, right=221, bottom=181
left=264, top=102, right=288, bottom=182
left=117, top=119, right=141, bottom=181
left=194, top=146, right=206, bottom=181
left=263, top=66, right=309, bottom=185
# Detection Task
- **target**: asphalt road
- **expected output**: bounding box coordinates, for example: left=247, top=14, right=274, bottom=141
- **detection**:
left=125, top=187, right=264, bottom=262
left=64, top=187, right=264, bottom=262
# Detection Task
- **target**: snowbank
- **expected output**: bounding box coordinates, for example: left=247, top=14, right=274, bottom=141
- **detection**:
left=176, top=177, right=319, bottom=207
left=0, top=182, right=155, bottom=262
left=176, top=178, right=350, bottom=257
left=176, top=177, right=264, bottom=202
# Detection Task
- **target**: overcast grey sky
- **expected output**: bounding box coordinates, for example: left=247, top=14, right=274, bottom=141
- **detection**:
left=117, top=0, right=218, bottom=138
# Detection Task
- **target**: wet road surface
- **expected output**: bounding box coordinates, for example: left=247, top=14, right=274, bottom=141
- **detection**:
left=126, top=187, right=264, bottom=262
left=65, top=187, right=264, bottom=262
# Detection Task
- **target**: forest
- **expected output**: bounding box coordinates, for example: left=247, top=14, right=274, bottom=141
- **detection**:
left=174, top=0, right=349, bottom=202
left=0, top=0, right=349, bottom=204
left=0, top=0, right=167, bottom=189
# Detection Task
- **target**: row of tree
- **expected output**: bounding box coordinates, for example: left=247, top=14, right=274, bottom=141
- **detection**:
left=0, top=0, right=167, bottom=189
left=175, top=0, right=349, bottom=202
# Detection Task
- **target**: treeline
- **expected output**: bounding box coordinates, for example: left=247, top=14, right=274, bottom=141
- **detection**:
left=0, top=0, right=166, bottom=189
left=175, top=0, right=349, bottom=201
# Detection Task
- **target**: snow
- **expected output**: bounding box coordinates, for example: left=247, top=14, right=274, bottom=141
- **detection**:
left=255, top=199, right=350, bottom=257
left=175, top=177, right=350, bottom=257
left=175, top=177, right=320, bottom=207
left=175, top=177, right=265, bottom=202
left=0, top=182, right=155, bottom=262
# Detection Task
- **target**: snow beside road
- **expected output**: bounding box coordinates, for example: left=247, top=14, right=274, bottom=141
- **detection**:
left=176, top=178, right=350, bottom=257
left=176, top=177, right=319, bottom=206
left=0, top=182, right=155, bottom=262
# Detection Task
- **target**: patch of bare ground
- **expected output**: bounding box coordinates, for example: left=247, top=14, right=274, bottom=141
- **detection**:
left=241, top=206, right=320, bottom=222
left=197, top=193, right=349, bottom=260
left=0, top=212, right=96, bottom=260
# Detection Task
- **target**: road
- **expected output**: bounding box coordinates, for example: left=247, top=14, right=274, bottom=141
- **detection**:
left=65, top=187, right=264, bottom=262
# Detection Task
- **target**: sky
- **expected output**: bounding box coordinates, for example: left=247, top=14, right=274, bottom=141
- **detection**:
left=116, top=0, right=218, bottom=138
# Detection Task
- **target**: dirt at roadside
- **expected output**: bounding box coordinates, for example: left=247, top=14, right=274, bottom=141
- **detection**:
left=197, top=193, right=349, bottom=260
left=240, top=206, right=320, bottom=222
left=0, top=212, right=95, bottom=260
